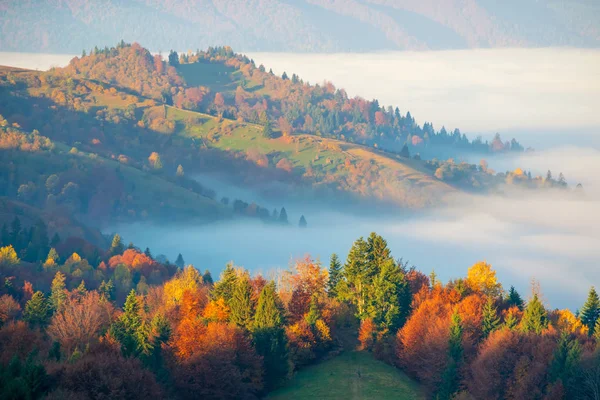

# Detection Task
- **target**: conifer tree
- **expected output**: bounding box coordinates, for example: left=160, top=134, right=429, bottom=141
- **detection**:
left=507, top=286, right=524, bottom=310
left=580, top=287, right=600, bottom=336
left=253, top=325, right=289, bottom=390
left=327, top=254, right=342, bottom=298
left=202, top=269, right=214, bottom=285
left=278, top=207, right=288, bottom=224
left=229, top=275, right=254, bottom=329
left=549, top=331, right=582, bottom=384
left=99, top=279, right=115, bottom=301
left=110, top=234, right=124, bottom=255
left=438, top=312, right=463, bottom=399
left=263, top=119, right=273, bottom=138
left=520, top=293, right=548, bottom=334
left=144, top=247, right=153, bottom=259
left=212, top=263, right=237, bottom=302
left=481, top=297, right=501, bottom=338
left=50, top=271, right=67, bottom=311
left=254, top=282, right=284, bottom=329
left=175, top=253, right=185, bottom=269
left=76, top=280, right=87, bottom=297
left=45, top=248, right=59, bottom=267
left=504, top=310, right=519, bottom=330
left=368, top=259, right=411, bottom=332
left=305, top=294, right=321, bottom=326
left=594, top=318, right=600, bottom=341
left=342, top=237, right=370, bottom=316
left=24, top=291, right=50, bottom=327
left=298, top=215, right=307, bottom=228
left=110, top=290, right=143, bottom=356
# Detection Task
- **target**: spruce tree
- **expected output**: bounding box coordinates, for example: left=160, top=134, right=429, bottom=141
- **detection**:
left=327, top=254, right=342, bottom=298
left=298, top=215, right=307, bottom=228
left=175, top=253, right=185, bottom=269
left=253, top=325, right=289, bottom=391
left=24, top=292, right=50, bottom=327
left=580, top=287, right=600, bottom=336
left=438, top=312, right=463, bottom=399
left=144, top=247, right=153, bottom=259
left=110, top=290, right=143, bottom=357
left=110, top=234, right=124, bottom=255
left=254, top=282, right=284, bottom=329
left=212, top=263, right=238, bottom=302
left=229, top=275, right=254, bottom=329
left=99, top=279, right=115, bottom=301
left=202, top=269, right=214, bottom=285
left=305, top=294, right=321, bottom=326
left=368, top=259, right=411, bottom=333
left=263, top=119, right=273, bottom=138
left=507, top=286, right=524, bottom=310
left=343, top=237, right=370, bottom=316
left=504, top=310, right=518, bottom=330
left=481, top=297, right=501, bottom=338
left=50, top=272, right=67, bottom=311
left=520, top=294, right=548, bottom=334
left=278, top=207, right=288, bottom=224
left=549, top=331, right=582, bottom=384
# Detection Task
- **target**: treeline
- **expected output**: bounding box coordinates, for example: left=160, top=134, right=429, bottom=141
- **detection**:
left=0, top=231, right=598, bottom=399
left=58, top=42, right=525, bottom=157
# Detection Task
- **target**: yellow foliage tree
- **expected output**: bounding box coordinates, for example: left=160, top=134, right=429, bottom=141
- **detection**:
left=163, top=266, right=203, bottom=308
left=0, top=245, right=20, bottom=266
left=552, top=309, right=587, bottom=335
left=466, top=261, right=502, bottom=297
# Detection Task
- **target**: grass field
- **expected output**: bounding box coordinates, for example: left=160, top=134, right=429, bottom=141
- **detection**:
left=267, top=351, right=424, bottom=400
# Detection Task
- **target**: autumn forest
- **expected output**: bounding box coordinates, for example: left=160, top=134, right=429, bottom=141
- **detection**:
left=0, top=38, right=597, bottom=400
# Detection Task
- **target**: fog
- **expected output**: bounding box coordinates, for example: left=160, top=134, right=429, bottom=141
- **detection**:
left=111, top=146, right=600, bottom=311
left=248, top=48, right=600, bottom=138
left=2, top=50, right=598, bottom=309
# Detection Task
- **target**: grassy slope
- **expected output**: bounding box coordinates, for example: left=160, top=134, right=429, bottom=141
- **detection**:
left=175, top=62, right=456, bottom=207
left=267, top=351, right=424, bottom=400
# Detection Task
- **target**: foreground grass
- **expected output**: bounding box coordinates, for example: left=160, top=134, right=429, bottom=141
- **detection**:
left=267, top=351, right=424, bottom=400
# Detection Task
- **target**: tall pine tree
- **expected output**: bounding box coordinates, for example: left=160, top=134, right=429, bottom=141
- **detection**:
left=254, top=281, right=285, bottom=329
left=438, top=312, right=463, bottom=399
left=327, top=254, right=342, bottom=298
left=520, top=293, right=548, bottom=334
left=50, top=272, right=67, bottom=311
left=580, top=287, right=600, bottom=336
left=481, top=297, right=500, bottom=338
left=507, top=286, right=524, bottom=310
left=229, top=275, right=254, bottom=329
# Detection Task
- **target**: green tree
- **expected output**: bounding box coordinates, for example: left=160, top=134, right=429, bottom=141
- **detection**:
left=46, top=248, right=59, bottom=265
left=24, top=291, right=50, bottom=326
left=50, top=271, right=67, bottom=311
left=175, top=253, right=185, bottom=269
left=110, top=234, right=124, bottom=255
left=229, top=275, right=254, bottom=329
left=253, top=327, right=289, bottom=391
left=99, top=279, right=115, bottom=301
left=438, top=312, right=463, bottom=400
left=110, top=289, right=143, bottom=357
left=263, top=119, right=274, bottom=138
left=580, top=287, right=600, bottom=336
left=520, top=294, right=548, bottom=334
left=305, top=294, right=321, bottom=326
left=202, top=269, right=214, bottom=285
left=507, top=286, right=524, bottom=310
left=168, top=50, right=179, bottom=66
left=367, top=259, right=411, bottom=333
left=212, top=263, right=237, bottom=302
left=327, top=254, right=342, bottom=298
left=254, top=281, right=285, bottom=329
left=549, top=331, right=582, bottom=385
left=481, top=297, right=501, bottom=338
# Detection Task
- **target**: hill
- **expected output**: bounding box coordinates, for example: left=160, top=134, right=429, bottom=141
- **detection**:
left=267, top=351, right=424, bottom=400
left=1, top=0, right=599, bottom=53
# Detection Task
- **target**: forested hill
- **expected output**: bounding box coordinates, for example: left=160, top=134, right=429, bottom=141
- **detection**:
left=1, top=0, right=599, bottom=53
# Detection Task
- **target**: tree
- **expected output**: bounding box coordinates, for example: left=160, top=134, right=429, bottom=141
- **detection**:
left=50, top=272, right=67, bottom=311
left=282, top=71, right=289, bottom=80
left=24, top=291, right=50, bottom=327
left=254, top=282, right=284, bottom=329
left=230, top=275, right=254, bottom=329
left=367, top=259, right=411, bottom=333
left=263, top=119, right=274, bottom=139
left=298, top=215, right=307, bottom=228
left=466, top=261, right=502, bottom=297
left=175, top=253, right=185, bottom=269
left=481, top=297, right=500, bottom=338
left=99, top=279, right=115, bottom=301
left=549, top=331, right=582, bottom=385
left=168, top=50, right=179, bottom=66
left=110, top=234, right=124, bottom=255
left=44, top=248, right=59, bottom=268
left=507, top=286, right=524, bottom=310
left=520, top=293, right=548, bottom=334
left=279, top=207, right=288, bottom=224
left=399, top=144, right=410, bottom=158
left=0, top=245, right=19, bottom=266
left=212, top=263, right=237, bottom=303
left=176, top=164, right=184, bottom=177
left=253, top=326, right=289, bottom=391
left=438, top=311, right=463, bottom=399
left=202, top=270, right=213, bottom=285
left=580, top=287, right=600, bottom=336
left=327, top=254, right=342, bottom=298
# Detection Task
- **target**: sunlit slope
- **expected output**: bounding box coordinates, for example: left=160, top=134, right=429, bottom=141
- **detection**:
left=267, top=351, right=424, bottom=400
left=165, top=104, right=456, bottom=208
